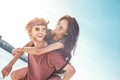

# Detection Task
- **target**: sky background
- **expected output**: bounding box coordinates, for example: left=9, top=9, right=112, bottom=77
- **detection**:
left=0, top=0, right=120, bottom=80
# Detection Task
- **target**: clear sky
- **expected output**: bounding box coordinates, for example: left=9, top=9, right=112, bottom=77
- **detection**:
left=0, top=0, right=120, bottom=80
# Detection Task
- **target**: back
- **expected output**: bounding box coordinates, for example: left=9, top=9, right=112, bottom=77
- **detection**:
left=27, top=51, right=67, bottom=80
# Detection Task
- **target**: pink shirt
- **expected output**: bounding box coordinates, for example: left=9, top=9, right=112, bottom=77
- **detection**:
left=26, top=51, right=67, bottom=80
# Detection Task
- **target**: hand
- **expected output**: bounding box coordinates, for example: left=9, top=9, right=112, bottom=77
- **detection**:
left=1, top=64, right=13, bottom=78
left=12, top=48, right=23, bottom=56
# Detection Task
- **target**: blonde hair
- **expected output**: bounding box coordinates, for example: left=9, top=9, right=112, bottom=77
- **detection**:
left=26, top=17, right=48, bottom=36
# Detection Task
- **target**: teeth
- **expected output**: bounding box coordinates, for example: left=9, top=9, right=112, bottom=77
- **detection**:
left=37, top=34, right=42, bottom=38
left=38, top=36, right=42, bottom=37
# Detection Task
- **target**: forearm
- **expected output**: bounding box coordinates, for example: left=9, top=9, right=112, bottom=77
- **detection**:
left=23, top=47, right=39, bottom=55
left=8, top=53, right=23, bottom=66
left=63, top=71, right=75, bottom=80
left=63, top=64, right=76, bottom=80
left=23, top=42, right=64, bottom=55
left=23, top=47, right=48, bottom=55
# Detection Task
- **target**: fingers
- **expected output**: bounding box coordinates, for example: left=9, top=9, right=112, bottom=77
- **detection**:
left=12, top=48, right=23, bottom=56
left=2, top=70, right=9, bottom=78
left=12, top=49, right=17, bottom=56
left=12, top=51, right=17, bottom=56
left=12, top=52, right=15, bottom=56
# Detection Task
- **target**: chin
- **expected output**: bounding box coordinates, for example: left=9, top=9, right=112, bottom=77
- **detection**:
left=37, top=39, right=42, bottom=42
left=37, top=38, right=44, bottom=42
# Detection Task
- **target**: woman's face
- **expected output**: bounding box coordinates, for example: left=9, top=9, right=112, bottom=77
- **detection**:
left=54, top=19, right=68, bottom=37
left=31, top=25, right=47, bottom=42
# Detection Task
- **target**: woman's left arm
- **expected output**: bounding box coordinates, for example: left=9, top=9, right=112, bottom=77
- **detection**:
left=62, top=64, right=76, bottom=80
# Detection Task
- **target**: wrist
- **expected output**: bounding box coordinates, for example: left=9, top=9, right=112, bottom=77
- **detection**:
left=22, top=47, right=25, bottom=53
left=8, top=62, right=13, bottom=66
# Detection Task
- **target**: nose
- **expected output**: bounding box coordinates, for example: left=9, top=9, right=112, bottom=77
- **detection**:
left=38, top=29, right=45, bottom=34
left=38, top=29, right=42, bottom=34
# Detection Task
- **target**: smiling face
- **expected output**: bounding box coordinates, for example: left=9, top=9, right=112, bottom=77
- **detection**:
left=26, top=18, right=48, bottom=42
left=54, top=19, right=68, bottom=39
left=31, top=25, right=47, bottom=42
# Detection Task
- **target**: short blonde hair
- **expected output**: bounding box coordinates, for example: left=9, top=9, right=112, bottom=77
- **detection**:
left=26, top=17, right=48, bottom=36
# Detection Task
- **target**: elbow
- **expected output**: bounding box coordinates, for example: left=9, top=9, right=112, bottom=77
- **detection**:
left=63, top=64, right=76, bottom=80
left=66, top=64, right=76, bottom=75
left=70, top=66, right=76, bottom=75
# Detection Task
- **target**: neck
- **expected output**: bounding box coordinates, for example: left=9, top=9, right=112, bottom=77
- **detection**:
left=33, top=40, right=46, bottom=48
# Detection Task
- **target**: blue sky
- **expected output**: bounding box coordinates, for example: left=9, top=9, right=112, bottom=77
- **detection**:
left=69, top=0, right=120, bottom=80
left=0, top=0, right=120, bottom=80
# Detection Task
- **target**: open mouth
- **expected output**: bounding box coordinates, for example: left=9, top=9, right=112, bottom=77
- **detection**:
left=36, top=34, right=43, bottom=38
left=37, top=35, right=42, bottom=38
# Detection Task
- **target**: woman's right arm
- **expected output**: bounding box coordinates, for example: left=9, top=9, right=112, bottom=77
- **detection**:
left=22, top=41, right=64, bottom=55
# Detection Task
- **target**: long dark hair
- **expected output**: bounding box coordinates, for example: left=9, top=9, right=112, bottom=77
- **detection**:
left=59, top=15, right=79, bottom=62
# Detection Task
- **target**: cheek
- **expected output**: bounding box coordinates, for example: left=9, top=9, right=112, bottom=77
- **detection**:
left=44, top=32, right=47, bottom=36
left=31, top=31, right=36, bottom=37
left=41, top=32, right=47, bottom=37
left=60, top=30, right=66, bottom=34
left=57, top=31, right=65, bottom=36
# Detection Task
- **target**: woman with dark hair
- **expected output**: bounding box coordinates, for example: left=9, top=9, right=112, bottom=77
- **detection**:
left=57, top=16, right=79, bottom=61
left=2, top=15, right=79, bottom=80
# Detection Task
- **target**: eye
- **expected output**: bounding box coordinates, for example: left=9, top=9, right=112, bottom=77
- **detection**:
left=35, top=27, right=40, bottom=31
left=42, top=27, right=47, bottom=32
left=43, top=27, right=46, bottom=30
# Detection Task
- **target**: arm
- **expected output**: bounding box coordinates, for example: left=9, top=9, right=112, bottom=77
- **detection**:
left=1, top=41, right=33, bottom=78
left=1, top=52, right=22, bottom=78
left=62, top=64, right=76, bottom=80
left=15, top=32, right=66, bottom=55
left=19, top=42, right=64, bottom=55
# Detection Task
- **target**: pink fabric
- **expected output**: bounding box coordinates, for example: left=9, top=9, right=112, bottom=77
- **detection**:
left=26, top=51, right=67, bottom=80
